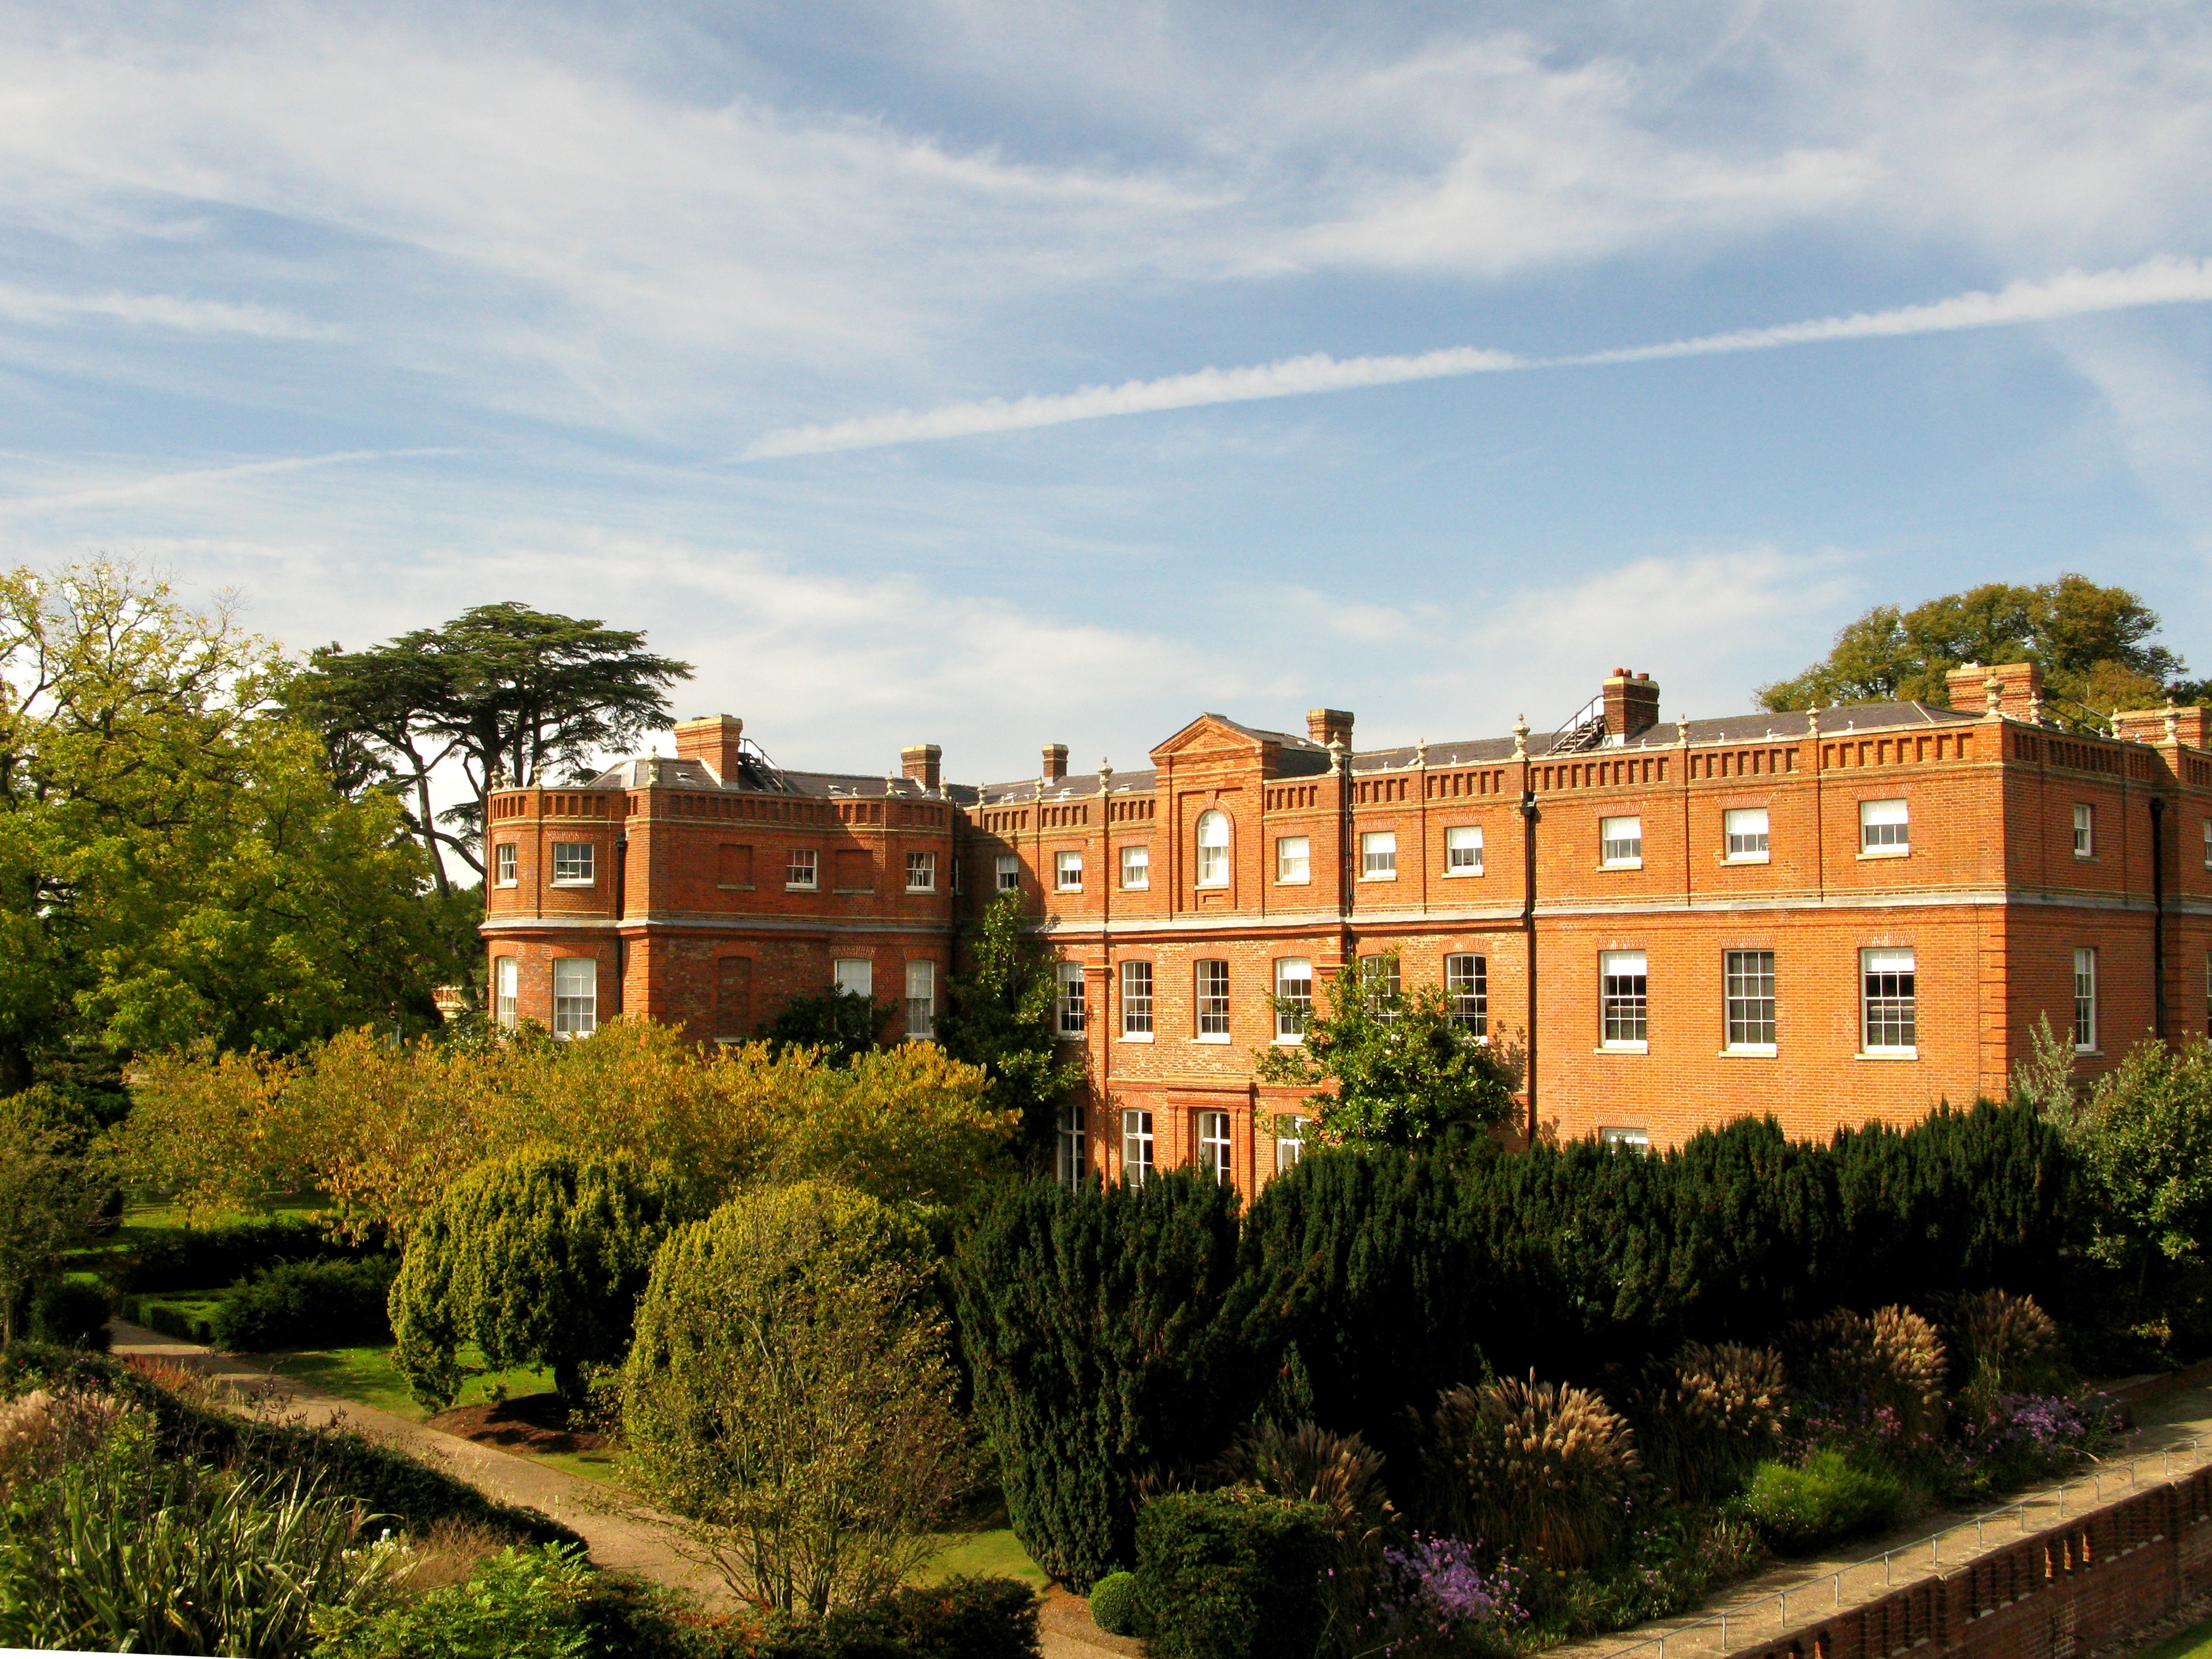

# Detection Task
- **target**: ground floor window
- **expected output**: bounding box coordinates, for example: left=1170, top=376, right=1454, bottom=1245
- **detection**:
left=2073, top=947, right=2097, bottom=1053
left=1724, top=950, right=1776, bottom=1050
left=1275, top=1115, right=1307, bottom=1174
left=1197, top=1111, right=1232, bottom=1184
left=493, top=957, right=518, bottom=1029
left=905, top=959, right=935, bottom=1040
left=1601, top=1126, right=1651, bottom=1152
left=1446, top=953, right=1487, bottom=1037
left=552, top=958, right=596, bottom=1036
left=1121, top=1108, right=1154, bottom=1185
left=1600, top=951, right=1647, bottom=1048
left=1861, top=948, right=1916, bottom=1052
left=1057, top=1099, right=1086, bottom=1187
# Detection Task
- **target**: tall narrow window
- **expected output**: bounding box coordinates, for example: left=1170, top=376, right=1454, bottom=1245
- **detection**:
left=1276, top=836, right=1311, bottom=883
left=1358, top=954, right=1400, bottom=1013
left=1446, top=954, right=1488, bottom=1036
left=551, top=842, right=595, bottom=884
left=2203, top=819, right=2212, bottom=871
left=495, top=843, right=519, bottom=886
left=1195, top=959, right=1230, bottom=1039
left=1724, top=808, right=1770, bottom=863
left=1861, top=948, right=1917, bottom=1052
left=950, top=856, right=963, bottom=894
left=2073, top=805, right=2095, bottom=859
left=1057, top=1100, right=1086, bottom=1187
left=1724, top=950, right=1777, bottom=1051
left=1197, top=1112, right=1233, bottom=1185
left=1600, top=816, right=1643, bottom=868
left=2073, top=948, right=2098, bottom=1052
left=1121, top=960, right=1154, bottom=1036
left=995, top=853, right=1020, bottom=891
left=904, top=960, right=935, bottom=1040
left=1274, top=958, right=1313, bottom=1040
left=1121, top=1108, right=1155, bottom=1185
left=1445, top=826, right=1484, bottom=875
left=493, top=957, right=518, bottom=1029
left=834, top=958, right=873, bottom=998
left=1121, top=845, right=1150, bottom=889
left=905, top=851, right=937, bottom=890
left=1055, top=851, right=1084, bottom=891
left=1600, top=951, right=1648, bottom=1048
left=1275, top=1115, right=1307, bottom=1174
left=1860, top=799, right=1909, bottom=853
left=1057, top=962, right=1086, bottom=1036
left=1360, top=830, right=1397, bottom=879
left=552, top=958, right=596, bottom=1036
left=716, top=956, right=752, bottom=1040
left=1195, top=811, right=1229, bottom=887
left=786, top=848, right=818, bottom=889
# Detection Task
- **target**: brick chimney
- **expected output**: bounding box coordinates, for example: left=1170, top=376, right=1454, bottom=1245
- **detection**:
left=2115, top=703, right=2210, bottom=749
left=1307, top=708, right=1354, bottom=748
left=1041, top=744, right=1068, bottom=782
left=1942, top=660, right=2042, bottom=721
left=901, top=743, right=942, bottom=791
left=673, top=714, right=744, bottom=780
left=1601, top=670, right=1661, bottom=742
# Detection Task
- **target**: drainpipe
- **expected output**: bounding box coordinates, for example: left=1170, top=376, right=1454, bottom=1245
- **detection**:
left=613, top=832, right=628, bottom=1018
left=1521, top=786, right=1540, bottom=1146
left=2151, top=797, right=2168, bottom=1040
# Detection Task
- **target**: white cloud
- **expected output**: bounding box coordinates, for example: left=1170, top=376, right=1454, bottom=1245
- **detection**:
left=0, top=281, right=340, bottom=338
left=0, top=450, right=460, bottom=518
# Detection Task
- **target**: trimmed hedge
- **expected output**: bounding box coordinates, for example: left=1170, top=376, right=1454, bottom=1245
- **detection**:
left=212, top=1256, right=398, bottom=1352
left=30, top=1280, right=113, bottom=1352
left=1133, top=1491, right=1337, bottom=1659
left=119, top=1213, right=385, bottom=1293
left=1087, top=1572, right=1139, bottom=1637
left=763, top=1576, right=1042, bottom=1659
left=117, top=1295, right=217, bottom=1345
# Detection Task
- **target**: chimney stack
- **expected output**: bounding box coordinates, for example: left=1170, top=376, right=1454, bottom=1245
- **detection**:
left=672, top=714, right=744, bottom=780
left=1943, top=660, right=2042, bottom=722
left=901, top=743, right=942, bottom=791
left=1601, top=671, right=1661, bottom=743
left=1041, top=744, right=1068, bottom=782
left=1307, top=708, right=1355, bottom=748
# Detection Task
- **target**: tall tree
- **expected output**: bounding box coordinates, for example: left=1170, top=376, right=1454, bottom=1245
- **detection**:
left=1758, top=574, right=2188, bottom=715
left=293, top=603, right=690, bottom=879
left=0, top=561, right=440, bottom=1092
left=933, top=890, right=1086, bottom=1168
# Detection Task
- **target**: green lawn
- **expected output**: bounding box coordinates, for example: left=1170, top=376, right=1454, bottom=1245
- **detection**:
left=915, top=1527, right=1050, bottom=1590
left=2137, top=1619, right=2212, bottom=1659
left=258, top=1342, right=557, bottom=1421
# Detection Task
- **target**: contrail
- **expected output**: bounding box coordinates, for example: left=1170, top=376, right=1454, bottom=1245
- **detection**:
left=745, top=255, right=2212, bottom=459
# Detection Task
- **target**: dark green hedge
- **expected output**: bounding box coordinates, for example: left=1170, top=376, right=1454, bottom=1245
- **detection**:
left=1133, top=1492, right=1337, bottom=1659
left=118, top=1213, right=387, bottom=1293
left=212, top=1256, right=398, bottom=1352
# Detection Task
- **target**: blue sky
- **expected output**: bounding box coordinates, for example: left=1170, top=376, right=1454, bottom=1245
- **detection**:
left=4, top=0, right=2211, bottom=785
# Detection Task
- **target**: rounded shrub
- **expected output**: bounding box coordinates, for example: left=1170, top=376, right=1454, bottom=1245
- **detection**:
left=29, top=1280, right=113, bottom=1352
left=1088, top=1571, right=1140, bottom=1637
left=1134, top=1491, right=1337, bottom=1659
left=212, top=1256, right=398, bottom=1353
left=1731, top=1450, right=1907, bottom=1552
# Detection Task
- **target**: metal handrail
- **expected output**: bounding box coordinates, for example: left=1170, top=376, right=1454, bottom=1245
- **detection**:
left=1540, top=695, right=1608, bottom=758
left=1592, top=1435, right=2206, bottom=1658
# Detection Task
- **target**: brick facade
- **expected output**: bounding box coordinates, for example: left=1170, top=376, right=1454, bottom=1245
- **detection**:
left=482, top=668, right=2212, bottom=1198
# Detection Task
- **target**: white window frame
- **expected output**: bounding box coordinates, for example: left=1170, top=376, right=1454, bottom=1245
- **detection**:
left=1120, top=1108, right=1155, bottom=1185
left=2072, top=805, right=2094, bottom=860
left=904, top=959, right=935, bottom=1040
left=1600, top=950, right=1648, bottom=1051
left=1860, top=799, right=1910, bottom=856
left=1274, top=1115, right=1307, bottom=1173
left=2203, top=818, right=2212, bottom=872
left=494, top=843, right=519, bottom=887
left=1276, top=835, right=1311, bottom=884
left=1723, top=808, right=1770, bottom=864
left=995, top=853, right=1020, bottom=892
left=552, top=957, right=597, bottom=1037
left=493, top=956, right=518, bottom=1029
left=1055, top=850, right=1084, bottom=891
left=1444, top=826, right=1484, bottom=876
left=2073, top=947, right=2098, bottom=1053
left=786, top=847, right=818, bottom=890
left=1358, top=954, right=1401, bottom=1013
left=905, top=850, right=937, bottom=891
left=1600, top=816, right=1643, bottom=870
left=1120, top=844, right=1150, bottom=889
left=1860, top=947, right=1917, bottom=1055
left=1056, top=962, right=1086, bottom=1037
left=1274, top=958, right=1312, bottom=1042
left=833, top=957, right=874, bottom=999
left=1600, top=1126, right=1651, bottom=1152
left=1120, top=959, right=1154, bottom=1039
left=1360, top=830, right=1397, bottom=880
left=1195, top=811, right=1230, bottom=888
left=1194, top=959, right=1230, bottom=1040
left=550, top=841, right=596, bottom=885
left=1445, top=953, right=1487, bottom=1037
left=1723, top=948, right=1777, bottom=1054
left=1057, top=1099, right=1086, bottom=1187
left=1196, top=1110, right=1233, bottom=1185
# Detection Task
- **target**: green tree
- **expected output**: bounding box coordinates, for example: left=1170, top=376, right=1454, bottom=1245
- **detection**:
left=389, top=1147, right=685, bottom=1407
left=950, top=1169, right=1276, bottom=1586
left=2053, top=1039, right=2212, bottom=1305
left=621, top=1181, right=968, bottom=1616
left=0, top=1094, right=104, bottom=1343
left=1253, top=954, right=1519, bottom=1149
left=1757, top=574, right=2186, bottom=714
left=0, top=561, right=442, bottom=1092
left=934, top=891, right=1086, bottom=1167
left=292, top=603, right=690, bottom=881
left=764, top=985, right=896, bottom=1065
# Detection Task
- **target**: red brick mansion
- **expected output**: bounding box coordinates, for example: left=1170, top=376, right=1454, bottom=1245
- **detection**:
left=481, top=665, right=2212, bottom=1194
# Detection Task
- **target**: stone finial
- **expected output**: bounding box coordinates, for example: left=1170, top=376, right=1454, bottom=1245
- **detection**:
left=1099, top=757, right=1114, bottom=793
left=1415, top=738, right=1427, bottom=769
left=1983, top=670, right=2005, bottom=719
left=2027, top=691, right=2044, bottom=727
left=1328, top=734, right=1348, bottom=772
left=1807, top=702, right=1822, bottom=736
left=1510, top=715, right=1530, bottom=761
left=1676, top=715, right=1690, bottom=748
left=2168, top=698, right=2183, bottom=743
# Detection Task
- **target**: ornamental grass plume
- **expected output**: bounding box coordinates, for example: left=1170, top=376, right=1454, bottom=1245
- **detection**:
left=1424, top=1373, right=1639, bottom=1571
left=1208, top=1420, right=1395, bottom=1545
left=1626, top=1342, right=1788, bottom=1505
left=1787, top=1305, right=1947, bottom=1443
left=1937, top=1290, right=2067, bottom=1417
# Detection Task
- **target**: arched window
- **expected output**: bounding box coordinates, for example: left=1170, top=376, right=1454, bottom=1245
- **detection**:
left=1195, top=810, right=1229, bottom=888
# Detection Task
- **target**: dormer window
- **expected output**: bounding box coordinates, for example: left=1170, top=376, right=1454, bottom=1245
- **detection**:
left=1195, top=811, right=1229, bottom=888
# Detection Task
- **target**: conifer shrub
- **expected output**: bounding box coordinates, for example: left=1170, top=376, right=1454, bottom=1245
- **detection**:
left=1132, top=1490, right=1337, bottom=1659
left=212, top=1256, right=398, bottom=1353
left=1421, top=1374, right=1639, bottom=1573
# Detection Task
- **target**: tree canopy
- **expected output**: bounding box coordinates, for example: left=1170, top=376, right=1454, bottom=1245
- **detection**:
left=292, top=602, right=690, bottom=884
left=0, top=561, right=442, bottom=1092
left=1757, top=574, right=2194, bottom=715
left=933, top=890, right=1086, bottom=1167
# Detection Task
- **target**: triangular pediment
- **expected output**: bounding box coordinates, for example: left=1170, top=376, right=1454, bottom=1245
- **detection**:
left=1149, top=712, right=1276, bottom=767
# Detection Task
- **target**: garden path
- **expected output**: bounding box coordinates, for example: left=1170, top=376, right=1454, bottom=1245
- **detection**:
left=104, top=1318, right=1123, bottom=1658
left=1553, top=1371, right=2212, bottom=1659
